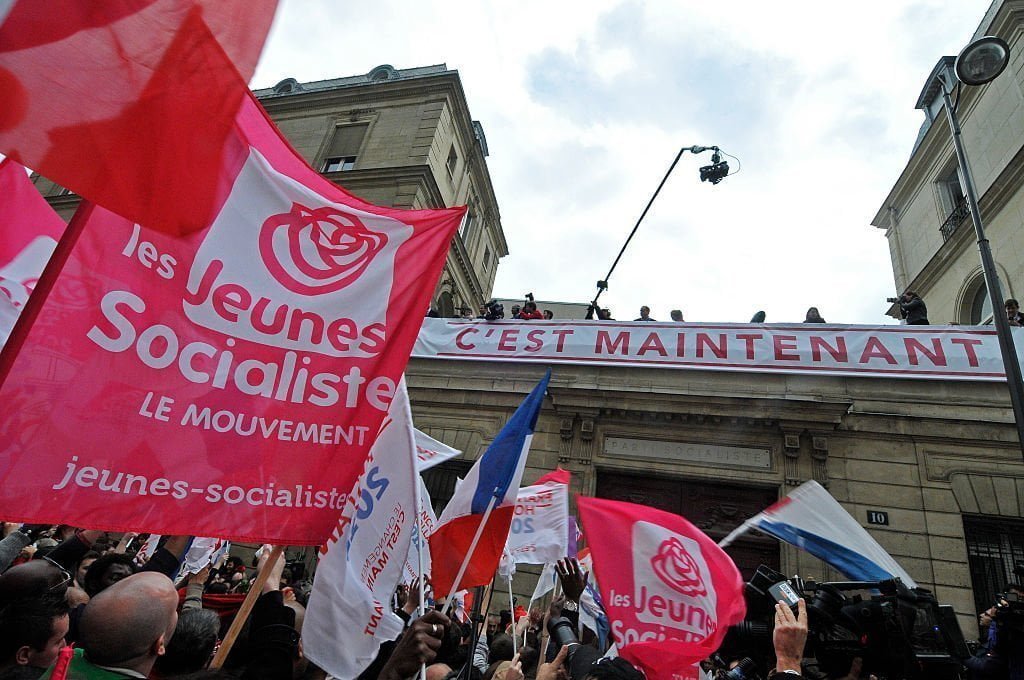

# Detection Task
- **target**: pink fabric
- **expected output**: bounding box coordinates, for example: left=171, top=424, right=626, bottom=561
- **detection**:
left=578, top=497, right=746, bottom=680
left=0, top=94, right=465, bottom=544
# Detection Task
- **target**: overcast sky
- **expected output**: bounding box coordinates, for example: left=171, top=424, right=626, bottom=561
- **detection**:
left=252, top=1, right=991, bottom=324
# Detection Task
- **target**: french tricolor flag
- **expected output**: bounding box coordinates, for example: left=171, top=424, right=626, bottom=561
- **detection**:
left=429, top=370, right=550, bottom=598
left=720, top=480, right=916, bottom=587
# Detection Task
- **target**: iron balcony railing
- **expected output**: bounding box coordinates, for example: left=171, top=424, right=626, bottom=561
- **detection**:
left=940, top=200, right=971, bottom=241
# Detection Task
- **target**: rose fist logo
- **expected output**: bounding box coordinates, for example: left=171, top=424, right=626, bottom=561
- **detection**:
left=650, top=537, right=707, bottom=597
left=259, top=202, right=387, bottom=295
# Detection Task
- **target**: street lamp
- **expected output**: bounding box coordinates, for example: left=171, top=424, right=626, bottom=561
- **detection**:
left=934, top=35, right=1024, bottom=457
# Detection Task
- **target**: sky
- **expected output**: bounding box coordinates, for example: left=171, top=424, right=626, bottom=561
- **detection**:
left=252, top=0, right=992, bottom=324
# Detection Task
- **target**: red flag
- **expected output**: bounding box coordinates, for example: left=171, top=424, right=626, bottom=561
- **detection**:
left=0, top=93, right=465, bottom=544
left=577, top=497, right=746, bottom=680
left=535, top=466, right=570, bottom=485
left=0, top=158, right=66, bottom=344
left=0, top=0, right=277, bottom=235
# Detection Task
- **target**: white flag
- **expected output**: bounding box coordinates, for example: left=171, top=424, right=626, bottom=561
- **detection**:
left=499, top=476, right=569, bottom=577
left=177, top=537, right=230, bottom=579
left=304, top=378, right=420, bottom=679
left=401, top=476, right=438, bottom=585
left=414, top=429, right=461, bottom=471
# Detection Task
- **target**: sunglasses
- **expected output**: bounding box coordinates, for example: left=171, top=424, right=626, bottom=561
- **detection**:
left=41, top=556, right=73, bottom=592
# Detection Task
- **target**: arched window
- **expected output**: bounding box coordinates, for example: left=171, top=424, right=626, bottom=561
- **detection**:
left=970, top=282, right=993, bottom=325
left=437, top=291, right=455, bottom=318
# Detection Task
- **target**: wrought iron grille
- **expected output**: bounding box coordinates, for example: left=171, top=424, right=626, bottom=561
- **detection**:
left=940, top=201, right=971, bottom=242
left=963, top=515, right=1024, bottom=614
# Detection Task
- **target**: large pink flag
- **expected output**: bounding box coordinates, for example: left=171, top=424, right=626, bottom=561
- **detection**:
left=0, top=158, right=66, bottom=344
left=0, top=0, right=277, bottom=235
left=0, top=94, right=465, bottom=544
left=577, top=497, right=746, bottom=680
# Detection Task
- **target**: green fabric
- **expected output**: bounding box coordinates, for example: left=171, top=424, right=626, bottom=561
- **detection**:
left=40, top=648, right=138, bottom=680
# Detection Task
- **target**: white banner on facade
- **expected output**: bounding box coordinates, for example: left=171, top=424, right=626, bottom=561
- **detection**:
left=414, top=318, right=1023, bottom=381
left=305, top=379, right=419, bottom=680
left=500, top=481, right=569, bottom=576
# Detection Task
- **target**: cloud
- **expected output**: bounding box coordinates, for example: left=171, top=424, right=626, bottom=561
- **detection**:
left=252, top=0, right=993, bottom=324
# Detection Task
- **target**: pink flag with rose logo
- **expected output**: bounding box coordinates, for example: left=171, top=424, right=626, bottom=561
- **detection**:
left=577, top=497, right=746, bottom=680
left=0, top=158, right=66, bottom=347
left=0, top=93, right=464, bottom=544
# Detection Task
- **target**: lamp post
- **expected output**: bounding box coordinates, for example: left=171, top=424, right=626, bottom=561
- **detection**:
left=936, top=35, right=1024, bottom=458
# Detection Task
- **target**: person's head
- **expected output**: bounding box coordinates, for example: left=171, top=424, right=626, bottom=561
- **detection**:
left=0, top=560, right=71, bottom=606
left=488, top=634, right=514, bottom=663
left=426, top=663, right=453, bottom=680
left=79, top=572, right=179, bottom=676
left=805, top=307, right=822, bottom=320
left=903, top=290, right=918, bottom=301
left=511, top=305, right=521, bottom=315
left=750, top=311, right=766, bottom=323
left=523, top=302, right=537, bottom=313
left=0, top=594, right=70, bottom=669
left=670, top=309, right=683, bottom=322
left=543, top=310, right=553, bottom=320
left=154, top=608, right=220, bottom=676
left=485, top=613, right=499, bottom=636
left=75, top=550, right=100, bottom=587
left=639, top=306, right=650, bottom=319
left=598, top=308, right=611, bottom=320
left=83, top=552, right=136, bottom=597
left=981, top=606, right=997, bottom=628
left=1007, top=299, right=1020, bottom=315
left=518, top=646, right=539, bottom=677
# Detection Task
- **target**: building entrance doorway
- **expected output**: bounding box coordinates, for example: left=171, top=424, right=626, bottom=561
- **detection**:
left=596, top=471, right=779, bottom=580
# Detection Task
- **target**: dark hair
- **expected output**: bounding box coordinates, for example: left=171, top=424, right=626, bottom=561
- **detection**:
left=83, top=553, right=136, bottom=597
left=155, top=609, right=220, bottom=675
left=518, top=646, right=540, bottom=676
left=488, top=634, right=515, bottom=663
left=1006, top=299, right=1019, bottom=308
left=0, top=594, right=69, bottom=662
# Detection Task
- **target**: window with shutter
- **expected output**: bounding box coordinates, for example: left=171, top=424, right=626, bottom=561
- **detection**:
left=322, top=123, right=368, bottom=173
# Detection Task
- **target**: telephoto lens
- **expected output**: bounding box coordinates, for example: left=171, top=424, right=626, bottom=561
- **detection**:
left=547, top=615, right=579, bottom=649
left=722, top=657, right=760, bottom=680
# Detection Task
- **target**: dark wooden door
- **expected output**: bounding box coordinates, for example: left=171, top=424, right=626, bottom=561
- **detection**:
left=596, top=471, right=779, bottom=580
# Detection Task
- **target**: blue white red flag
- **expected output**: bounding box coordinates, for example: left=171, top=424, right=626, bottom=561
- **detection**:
left=428, top=370, right=550, bottom=595
left=719, top=480, right=916, bottom=587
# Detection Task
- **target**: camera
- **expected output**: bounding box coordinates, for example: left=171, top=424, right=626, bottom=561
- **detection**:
left=718, top=565, right=966, bottom=679
left=483, top=300, right=504, bottom=321
left=994, top=591, right=1024, bottom=633
left=547, top=615, right=579, bottom=650
left=525, top=292, right=535, bottom=302
left=887, top=297, right=901, bottom=304
left=699, top=151, right=730, bottom=185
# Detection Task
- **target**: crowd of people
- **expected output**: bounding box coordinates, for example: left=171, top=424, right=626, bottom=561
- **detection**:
left=427, top=290, right=944, bottom=326
left=0, top=522, right=912, bottom=680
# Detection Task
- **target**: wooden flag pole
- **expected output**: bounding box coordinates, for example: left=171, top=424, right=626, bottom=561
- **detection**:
left=508, top=573, right=518, bottom=654
left=210, top=545, right=284, bottom=669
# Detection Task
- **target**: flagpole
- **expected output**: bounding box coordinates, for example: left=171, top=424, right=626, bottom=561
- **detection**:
left=413, top=479, right=428, bottom=680
left=508, top=573, right=518, bottom=655
left=441, top=493, right=499, bottom=617
left=718, top=519, right=755, bottom=548
left=210, top=544, right=284, bottom=669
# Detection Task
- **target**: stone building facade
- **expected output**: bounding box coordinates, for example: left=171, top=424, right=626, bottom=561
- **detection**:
left=33, top=63, right=508, bottom=318
left=407, top=356, right=1024, bottom=635
left=871, top=0, right=1024, bottom=324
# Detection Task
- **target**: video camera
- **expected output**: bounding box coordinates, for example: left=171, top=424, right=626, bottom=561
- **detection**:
left=716, top=565, right=967, bottom=680
left=699, top=150, right=730, bottom=185
left=483, top=300, right=504, bottom=321
left=993, top=562, right=1024, bottom=632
